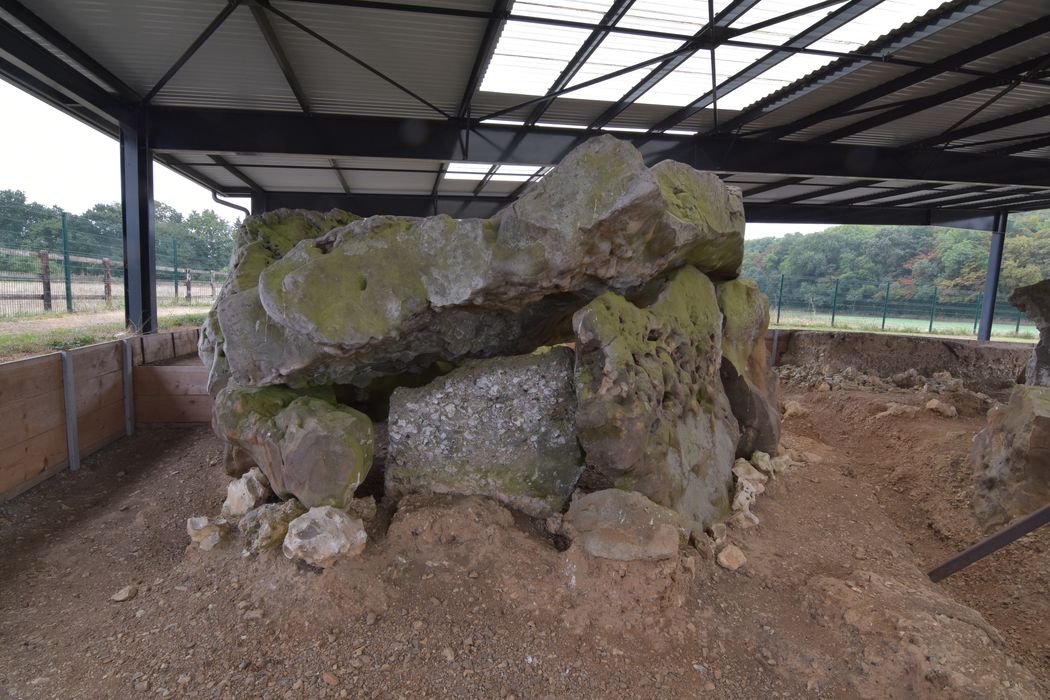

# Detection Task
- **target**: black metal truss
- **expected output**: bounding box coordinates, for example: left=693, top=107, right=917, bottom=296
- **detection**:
left=456, top=0, right=510, bottom=120
left=144, top=0, right=241, bottom=102
left=906, top=103, right=1050, bottom=150
left=146, top=108, right=1050, bottom=192
left=755, top=14, right=1050, bottom=141
left=644, top=0, right=884, bottom=133
left=250, top=1, right=311, bottom=113
left=992, top=133, right=1050, bottom=156
left=329, top=159, right=352, bottom=194
left=712, top=0, right=1008, bottom=135
left=208, top=154, right=264, bottom=192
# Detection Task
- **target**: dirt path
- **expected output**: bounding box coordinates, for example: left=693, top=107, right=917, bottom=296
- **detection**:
left=0, top=386, right=1045, bottom=698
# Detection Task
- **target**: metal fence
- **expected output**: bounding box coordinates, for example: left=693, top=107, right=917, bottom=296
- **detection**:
left=0, top=209, right=229, bottom=318
left=757, top=274, right=1036, bottom=339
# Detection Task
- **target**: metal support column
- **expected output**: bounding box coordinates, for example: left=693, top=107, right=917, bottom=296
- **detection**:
left=120, top=116, right=158, bottom=333
left=977, top=211, right=1007, bottom=342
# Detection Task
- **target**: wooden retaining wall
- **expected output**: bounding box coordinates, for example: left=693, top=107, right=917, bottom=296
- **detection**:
left=0, top=328, right=212, bottom=501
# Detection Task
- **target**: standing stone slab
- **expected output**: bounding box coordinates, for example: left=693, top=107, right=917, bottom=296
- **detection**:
left=213, top=385, right=374, bottom=508
left=573, top=265, right=740, bottom=528
left=972, top=385, right=1050, bottom=530
left=386, top=347, right=582, bottom=517
left=1008, top=279, right=1050, bottom=387
left=716, top=278, right=781, bottom=457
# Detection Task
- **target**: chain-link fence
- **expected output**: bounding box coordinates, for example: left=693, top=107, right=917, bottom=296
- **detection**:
left=758, top=274, right=1035, bottom=339
left=0, top=195, right=231, bottom=318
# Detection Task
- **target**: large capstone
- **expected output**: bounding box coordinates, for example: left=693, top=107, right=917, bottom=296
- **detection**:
left=572, top=265, right=740, bottom=528
left=972, top=385, right=1050, bottom=530
left=213, top=385, right=374, bottom=508
left=1009, top=280, right=1050, bottom=387
left=386, top=347, right=583, bottom=517
left=206, top=135, right=743, bottom=388
left=716, top=278, right=781, bottom=456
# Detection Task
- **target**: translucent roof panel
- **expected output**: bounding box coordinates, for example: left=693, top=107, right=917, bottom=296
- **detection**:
left=444, top=162, right=548, bottom=181
left=809, top=0, right=948, bottom=53
left=717, top=52, right=833, bottom=109
left=566, top=32, right=685, bottom=102
left=480, top=20, right=591, bottom=95
left=616, top=0, right=707, bottom=34
left=730, top=0, right=848, bottom=44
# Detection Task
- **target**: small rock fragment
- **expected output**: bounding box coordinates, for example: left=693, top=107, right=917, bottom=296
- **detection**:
left=239, top=499, right=306, bottom=555
left=111, top=585, right=138, bottom=603
left=221, top=467, right=271, bottom=518
left=562, top=489, right=683, bottom=561
left=749, top=451, right=774, bottom=475
left=716, top=544, right=747, bottom=571
left=732, top=458, right=769, bottom=485
left=874, top=402, right=920, bottom=420
left=283, top=506, right=367, bottom=568
left=783, top=400, right=808, bottom=419
left=322, top=671, right=340, bottom=686
left=186, top=516, right=229, bottom=551
left=343, top=495, right=377, bottom=522
left=925, top=398, right=958, bottom=418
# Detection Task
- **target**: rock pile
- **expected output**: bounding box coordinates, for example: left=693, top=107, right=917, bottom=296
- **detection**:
left=972, top=280, right=1050, bottom=529
left=195, top=135, right=782, bottom=565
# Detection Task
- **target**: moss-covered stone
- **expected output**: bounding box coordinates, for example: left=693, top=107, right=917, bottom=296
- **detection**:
left=213, top=384, right=373, bottom=508
left=386, top=347, right=583, bottom=517
left=716, top=278, right=781, bottom=457
left=573, top=265, right=739, bottom=529
left=211, top=135, right=744, bottom=388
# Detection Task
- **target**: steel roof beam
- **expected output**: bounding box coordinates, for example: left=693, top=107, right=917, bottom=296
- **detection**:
left=251, top=1, right=311, bottom=113
left=991, top=133, right=1050, bottom=156
left=713, top=0, right=1007, bottom=135
left=208, top=154, right=265, bottom=192
left=144, top=0, right=241, bottom=103
left=0, top=0, right=140, bottom=102
left=457, top=0, right=510, bottom=119
left=147, top=107, right=1050, bottom=190
left=765, top=15, right=1050, bottom=141
left=0, top=16, right=134, bottom=124
left=648, top=0, right=884, bottom=133
left=522, top=0, right=637, bottom=126
left=765, top=179, right=883, bottom=205
left=906, top=103, right=1050, bottom=149
left=587, top=0, right=764, bottom=129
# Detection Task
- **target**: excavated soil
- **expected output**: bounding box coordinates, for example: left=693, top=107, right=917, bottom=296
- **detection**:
left=1, top=380, right=1049, bottom=699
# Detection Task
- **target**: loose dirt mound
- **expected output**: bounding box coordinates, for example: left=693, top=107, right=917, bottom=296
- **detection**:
left=1, top=382, right=1047, bottom=698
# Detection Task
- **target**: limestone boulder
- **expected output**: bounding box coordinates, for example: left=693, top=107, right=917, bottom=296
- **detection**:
left=283, top=506, right=367, bottom=568
left=212, top=135, right=743, bottom=387
left=716, top=278, right=780, bottom=457
left=563, top=489, right=684, bottom=561
left=1008, top=279, right=1050, bottom=387
left=213, top=385, right=374, bottom=508
left=573, top=265, right=740, bottom=528
left=972, top=385, right=1050, bottom=529
left=386, top=347, right=582, bottom=517
left=220, top=467, right=271, bottom=518
left=239, top=499, right=306, bottom=555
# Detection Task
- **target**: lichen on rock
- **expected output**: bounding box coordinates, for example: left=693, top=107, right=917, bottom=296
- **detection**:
left=572, top=265, right=739, bottom=528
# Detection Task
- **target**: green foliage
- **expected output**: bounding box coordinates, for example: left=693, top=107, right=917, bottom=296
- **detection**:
left=743, top=211, right=1050, bottom=311
left=0, top=189, right=237, bottom=273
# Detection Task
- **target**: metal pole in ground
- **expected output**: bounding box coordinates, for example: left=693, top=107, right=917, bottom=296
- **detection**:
left=978, top=211, right=1007, bottom=341
left=928, top=288, right=938, bottom=333
left=122, top=339, right=135, bottom=436
left=103, top=258, right=112, bottom=306
left=185, top=268, right=192, bottom=302
left=39, top=250, right=52, bottom=311
left=1015, top=308, right=1022, bottom=334
left=830, top=278, right=840, bottom=327
left=776, top=273, right=784, bottom=324
left=173, top=239, right=179, bottom=301
left=60, top=350, right=80, bottom=472
left=972, top=293, right=982, bottom=335
left=210, top=270, right=216, bottom=297
left=881, top=280, right=890, bottom=330
left=61, top=212, right=72, bottom=312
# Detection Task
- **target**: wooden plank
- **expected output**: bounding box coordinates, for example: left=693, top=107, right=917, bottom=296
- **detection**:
left=135, top=394, right=213, bottom=423
left=71, top=340, right=122, bottom=378
left=76, top=369, right=123, bottom=414
left=134, top=365, right=209, bottom=397
left=0, top=388, right=65, bottom=447
left=142, top=333, right=175, bottom=364
left=78, top=400, right=125, bottom=456
left=0, top=353, right=62, bottom=408
left=131, top=336, right=144, bottom=366
left=0, top=424, right=67, bottom=498
left=172, top=329, right=199, bottom=357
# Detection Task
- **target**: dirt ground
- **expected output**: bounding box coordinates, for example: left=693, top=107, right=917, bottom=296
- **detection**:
left=1, top=378, right=1048, bottom=698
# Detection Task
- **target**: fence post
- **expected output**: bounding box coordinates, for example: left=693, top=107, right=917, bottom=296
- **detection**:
left=776, top=273, right=784, bottom=324
left=173, top=240, right=179, bottom=301
left=39, top=250, right=52, bottom=311
left=1015, top=307, right=1022, bottom=334
left=972, top=293, right=982, bottom=335
left=61, top=212, right=73, bottom=312
left=185, top=268, right=192, bottom=302
left=830, top=278, right=840, bottom=327
left=103, top=258, right=112, bottom=306
left=210, top=270, right=217, bottom=297
left=928, top=288, right=938, bottom=333
left=881, top=280, right=891, bottom=330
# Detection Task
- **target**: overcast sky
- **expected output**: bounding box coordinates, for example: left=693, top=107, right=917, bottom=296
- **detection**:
left=0, top=80, right=828, bottom=238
